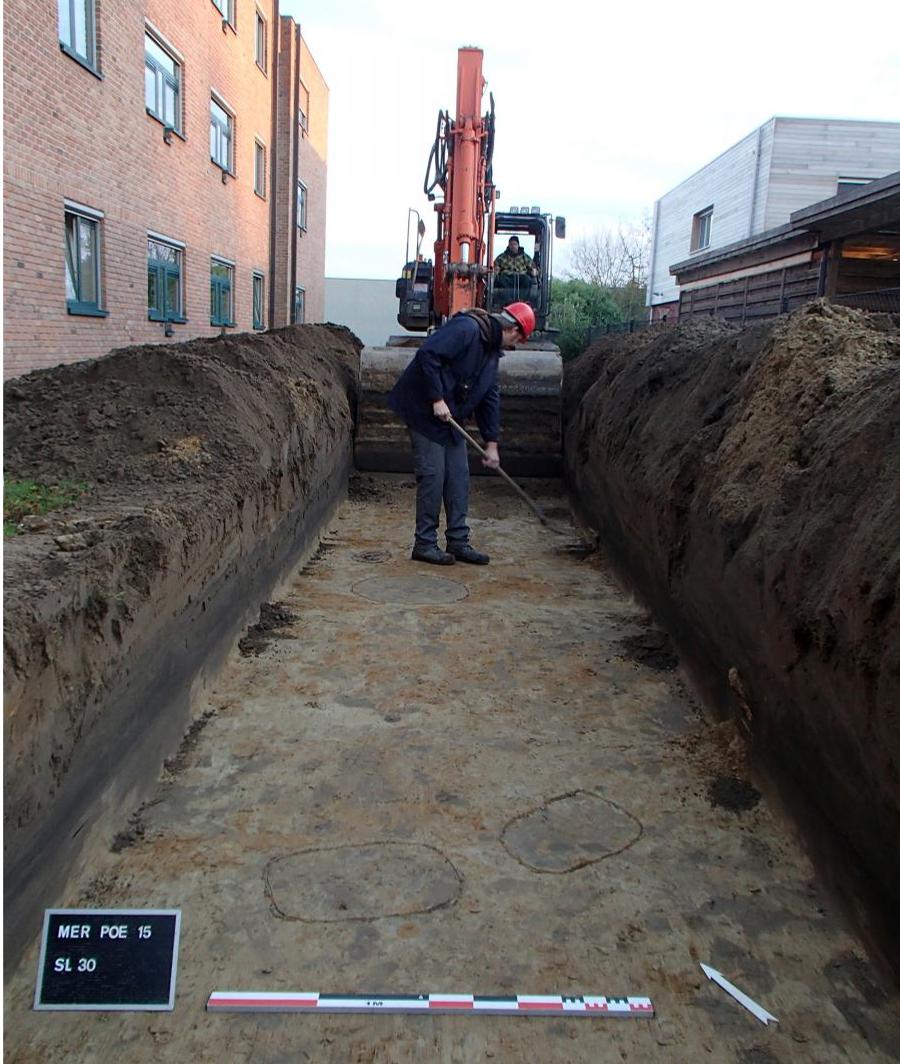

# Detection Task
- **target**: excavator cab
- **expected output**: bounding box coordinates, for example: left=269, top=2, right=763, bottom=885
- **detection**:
left=487, top=210, right=564, bottom=335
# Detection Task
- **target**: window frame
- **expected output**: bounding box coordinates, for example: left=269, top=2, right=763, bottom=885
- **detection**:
left=254, top=139, right=267, bottom=199
left=210, top=0, right=234, bottom=29
left=58, top=0, right=99, bottom=75
left=690, top=205, right=713, bottom=253
left=292, top=285, right=306, bottom=325
left=252, top=272, right=265, bottom=330
left=210, top=258, right=235, bottom=327
left=296, top=180, right=308, bottom=231
left=210, top=95, right=234, bottom=174
left=147, top=234, right=186, bottom=323
left=144, top=29, right=182, bottom=134
left=255, top=10, right=268, bottom=73
left=64, top=202, right=107, bottom=317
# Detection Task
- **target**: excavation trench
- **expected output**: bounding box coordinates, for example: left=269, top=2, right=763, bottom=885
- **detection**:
left=3, top=311, right=900, bottom=1061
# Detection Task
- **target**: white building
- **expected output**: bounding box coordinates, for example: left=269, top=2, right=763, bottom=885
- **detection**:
left=325, top=277, right=418, bottom=347
left=647, top=117, right=900, bottom=320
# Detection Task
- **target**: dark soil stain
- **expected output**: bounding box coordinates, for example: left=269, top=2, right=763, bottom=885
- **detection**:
left=619, top=630, right=679, bottom=671
left=348, top=473, right=382, bottom=501
left=708, top=775, right=761, bottom=814
left=163, top=708, right=218, bottom=776
left=110, top=811, right=146, bottom=853
left=239, top=601, right=300, bottom=656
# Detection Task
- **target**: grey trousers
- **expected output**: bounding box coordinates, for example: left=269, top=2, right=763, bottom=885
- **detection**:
left=409, top=428, right=471, bottom=549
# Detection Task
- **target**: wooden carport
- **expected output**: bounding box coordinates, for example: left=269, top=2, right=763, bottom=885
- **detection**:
left=672, top=170, right=900, bottom=322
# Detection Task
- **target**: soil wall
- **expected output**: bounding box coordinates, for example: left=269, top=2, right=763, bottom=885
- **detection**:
left=3, top=325, right=360, bottom=976
left=564, top=303, right=900, bottom=939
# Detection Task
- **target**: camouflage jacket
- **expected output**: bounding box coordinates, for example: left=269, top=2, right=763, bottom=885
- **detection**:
left=494, top=249, right=535, bottom=275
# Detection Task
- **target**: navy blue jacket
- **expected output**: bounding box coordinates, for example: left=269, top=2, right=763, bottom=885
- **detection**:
left=387, top=314, right=502, bottom=446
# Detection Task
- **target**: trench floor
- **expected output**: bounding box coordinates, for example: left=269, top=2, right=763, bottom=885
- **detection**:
left=5, top=474, right=900, bottom=1063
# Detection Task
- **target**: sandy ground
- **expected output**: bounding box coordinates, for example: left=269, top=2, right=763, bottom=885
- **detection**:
left=5, top=475, right=899, bottom=1063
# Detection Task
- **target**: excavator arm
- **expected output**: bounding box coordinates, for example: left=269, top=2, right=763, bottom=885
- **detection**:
left=428, top=47, right=496, bottom=321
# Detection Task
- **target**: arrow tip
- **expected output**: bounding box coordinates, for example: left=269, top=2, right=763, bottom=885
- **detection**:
left=700, top=963, right=716, bottom=980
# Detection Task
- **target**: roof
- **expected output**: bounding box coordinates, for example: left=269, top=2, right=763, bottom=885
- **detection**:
left=670, top=170, right=900, bottom=283
left=790, top=169, right=900, bottom=238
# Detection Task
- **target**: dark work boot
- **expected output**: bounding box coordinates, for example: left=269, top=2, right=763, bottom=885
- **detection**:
left=411, top=544, right=455, bottom=566
left=447, top=543, right=489, bottom=565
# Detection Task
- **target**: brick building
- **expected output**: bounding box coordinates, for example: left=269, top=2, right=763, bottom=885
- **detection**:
left=3, top=0, right=328, bottom=379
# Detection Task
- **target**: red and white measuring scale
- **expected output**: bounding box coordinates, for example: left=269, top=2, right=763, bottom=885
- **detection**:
left=207, top=991, right=654, bottom=1017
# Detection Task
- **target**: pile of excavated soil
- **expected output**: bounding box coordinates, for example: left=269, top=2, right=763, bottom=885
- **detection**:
left=564, top=302, right=900, bottom=945
left=3, top=324, right=360, bottom=973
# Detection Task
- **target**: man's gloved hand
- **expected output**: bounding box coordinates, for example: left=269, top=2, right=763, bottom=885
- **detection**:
left=482, top=441, right=500, bottom=469
left=433, top=399, right=452, bottom=422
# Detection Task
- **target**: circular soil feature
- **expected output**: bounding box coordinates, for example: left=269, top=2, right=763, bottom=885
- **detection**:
left=353, top=550, right=391, bottom=564
left=351, top=574, right=468, bottom=604
left=265, top=841, right=463, bottom=922
left=707, top=775, right=761, bottom=814
left=501, top=791, right=642, bottom=873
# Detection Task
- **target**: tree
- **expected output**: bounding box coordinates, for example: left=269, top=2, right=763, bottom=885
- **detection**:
left=565, top=216, right=651, bottom=322
left=548, top=278, right=621, bottom=359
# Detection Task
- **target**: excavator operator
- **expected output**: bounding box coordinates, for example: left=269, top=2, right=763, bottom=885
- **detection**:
left=387, top=301, right=537, bottom=567
left=494, top=236, right=537, bottom=277
left=494, top=236, right=538, bottom=304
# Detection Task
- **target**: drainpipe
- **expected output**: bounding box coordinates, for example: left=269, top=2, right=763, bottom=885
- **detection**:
left=648, top=200, right=660, bottom=319
left=289, top=24, right=301, bottom=321
left=267, top=0, right=279, bottom=328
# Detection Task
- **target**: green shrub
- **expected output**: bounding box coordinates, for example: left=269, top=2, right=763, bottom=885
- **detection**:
left=4, top=479, right=89, bottom=536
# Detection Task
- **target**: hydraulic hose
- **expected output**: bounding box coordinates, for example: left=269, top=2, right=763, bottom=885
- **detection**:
left=424, top=110, right=450, bottom=197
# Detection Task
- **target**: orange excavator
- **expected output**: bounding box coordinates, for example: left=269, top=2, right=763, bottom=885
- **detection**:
left=355, top=47, right=566, bottom=477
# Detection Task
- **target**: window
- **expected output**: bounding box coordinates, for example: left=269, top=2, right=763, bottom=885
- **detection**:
left=147, top=237, right=184, bottom=322
left=65, top=205, right=106, bottom=316
left=253, top=273, right=265, bottom=330
left=298, top=86, right=310, bottom=134
left=296, top=180, right=308, bottom=230
left=255, top=11, right=267, bottom=72
left=58, top=0, right=96, bottom=70
left=690, top=206, right=713, bottom=252
left=254, top=141, right=267, bottom=198
left=145, top=32, right=181, bottom=132
left=211, top=260, right=235, bottom=326
left=293, top=286, right=305, bottom=324
left=210, top=98, right=233, bottom=172
left=211, top=0, right=233, bottom=26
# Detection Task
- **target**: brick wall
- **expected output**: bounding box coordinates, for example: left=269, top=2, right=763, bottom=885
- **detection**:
left=3, top=0, right=327, bottom=378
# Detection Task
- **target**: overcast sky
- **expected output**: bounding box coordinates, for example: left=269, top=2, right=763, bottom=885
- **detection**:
left=280, top=0, right=900, bottom=280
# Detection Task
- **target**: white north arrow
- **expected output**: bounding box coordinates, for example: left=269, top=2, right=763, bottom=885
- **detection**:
left=700, top=963, right=778, bottom=1025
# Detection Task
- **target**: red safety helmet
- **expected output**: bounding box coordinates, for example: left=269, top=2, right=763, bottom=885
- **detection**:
left=502, top=301, right=536, bottom=341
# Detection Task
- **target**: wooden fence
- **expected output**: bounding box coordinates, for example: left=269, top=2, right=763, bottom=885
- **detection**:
left=678, top=262, right=820, bottom=323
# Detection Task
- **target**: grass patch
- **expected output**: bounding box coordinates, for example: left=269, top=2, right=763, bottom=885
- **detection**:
left=4, top=479, right=89, bottom=536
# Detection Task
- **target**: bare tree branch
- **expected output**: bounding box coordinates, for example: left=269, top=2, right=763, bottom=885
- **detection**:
left=563, top=214, right=651, bottom=321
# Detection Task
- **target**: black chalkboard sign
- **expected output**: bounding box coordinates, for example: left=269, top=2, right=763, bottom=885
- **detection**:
left=34, top=909, right=181, bottom=1010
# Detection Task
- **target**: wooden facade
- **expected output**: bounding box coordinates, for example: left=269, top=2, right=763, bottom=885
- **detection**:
left=678, top=261, right=821, bottom=324
left=672, top=171, right=900, bottom=323
left=648, top=118, right=900, bottom=319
